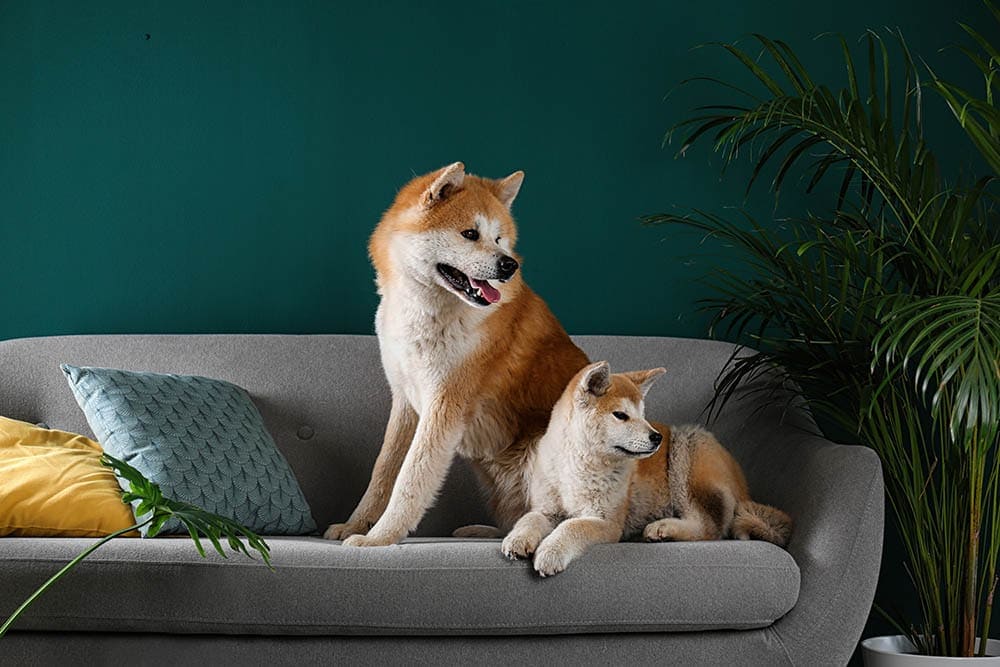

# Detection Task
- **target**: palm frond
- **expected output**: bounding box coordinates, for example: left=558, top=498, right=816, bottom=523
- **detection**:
left=874, top=293, right=1000, bottom=438
left=644, top=209, right=880, bottom=434
left=929, top=15, right=1000, bottom=174
left=651, top=16, right=1000, bottom=656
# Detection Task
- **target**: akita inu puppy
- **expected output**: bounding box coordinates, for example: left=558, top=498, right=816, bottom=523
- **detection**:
left=503, top=361, right=792, bottom=576
left=502, top=361, right=666, bottom=576
left=324, top=162, right=589, bottom=546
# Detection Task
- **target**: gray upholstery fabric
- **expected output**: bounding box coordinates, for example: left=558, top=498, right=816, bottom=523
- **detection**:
left=0, top=630, right=802, bottom=667
left=0, top=334, right=883, bottom=665
left=0, top=536, right=798, bottom=635
left=0, top=334, right=487, bottom=537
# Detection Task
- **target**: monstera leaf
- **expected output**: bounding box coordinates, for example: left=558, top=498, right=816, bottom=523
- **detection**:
left=106, top=454, right=272, bottom=562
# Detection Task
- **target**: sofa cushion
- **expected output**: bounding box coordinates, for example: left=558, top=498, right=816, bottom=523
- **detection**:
left=0, top=537, right=799, bottom=635
left=61, top=365, right=316, bottom=536
left=0, top=416, right=139, bottom=537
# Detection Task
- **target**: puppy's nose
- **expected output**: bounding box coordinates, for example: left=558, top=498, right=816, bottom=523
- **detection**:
left=497, top=256, right=519, bottom=280
left=649, top=431, right=663, bottom=446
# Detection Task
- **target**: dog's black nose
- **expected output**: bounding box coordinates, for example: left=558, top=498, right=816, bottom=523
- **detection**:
left=497, top=256, right=519, bottom=280
left=649, top=431, right=663, bottom=446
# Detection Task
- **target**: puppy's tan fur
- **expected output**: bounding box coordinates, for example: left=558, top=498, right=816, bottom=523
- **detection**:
left=626, top=425, right=792, bottom=546
left=324, top=163, right=588, bottom=546
left=502, top=364, right=792, bottom=576
left=502, top=362, right=666, bottom=576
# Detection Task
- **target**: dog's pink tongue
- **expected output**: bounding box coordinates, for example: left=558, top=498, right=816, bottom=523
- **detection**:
left=471, top=278, right=501, bottom=303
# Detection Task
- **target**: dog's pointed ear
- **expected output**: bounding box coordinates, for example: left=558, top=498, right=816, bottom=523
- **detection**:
left=494, top=171, right=524, bottom=210
left=623, top=367, right=666, bottom=398
left=579, top=361, right=611, bottom=398
left=423, top=162, right=466, bottom=208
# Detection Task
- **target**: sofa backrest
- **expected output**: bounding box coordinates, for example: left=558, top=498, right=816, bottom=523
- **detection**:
left=0, top=333, right=768, bottom=536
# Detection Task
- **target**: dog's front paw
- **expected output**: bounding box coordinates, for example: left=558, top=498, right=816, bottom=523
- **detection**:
left=533, top=542, right=572, bottom=577
left=323, top=520, right=370, bottom=541
left=502, top=530, right=541, bottom=560
left=342, top=532, right=399, bottom=548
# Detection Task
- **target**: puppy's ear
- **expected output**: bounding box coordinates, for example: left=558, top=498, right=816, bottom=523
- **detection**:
left=494, top=171, right=524, bottom=210
left=423, top=162, right=465, bottom=208
left=579, top=361, right=611, bottom=398
left=622, top=367, right=666, bottom=398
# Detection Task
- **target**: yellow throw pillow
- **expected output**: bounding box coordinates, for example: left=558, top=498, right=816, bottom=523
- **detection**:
left=0, top=416, right=138, bottom=537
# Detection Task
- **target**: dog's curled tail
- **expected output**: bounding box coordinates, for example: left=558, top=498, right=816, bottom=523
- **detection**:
left=732, top=501, right=793, bottom=547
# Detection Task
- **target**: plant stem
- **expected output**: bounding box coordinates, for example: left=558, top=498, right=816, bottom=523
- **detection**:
left=979, top=576, right=998, bottom=657
left=963, top=442, right=983, bottom=657
left=0, top=519, right=150, bottom=638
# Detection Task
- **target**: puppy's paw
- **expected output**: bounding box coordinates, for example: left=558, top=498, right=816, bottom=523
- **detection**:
left=453, top=524, right=503, bottom=539
left=342, top=532, right=397, bottom=548
left=533, top=542, right=571, bottom=577
left=501, top=531, right=540, bottom=560
left=323, top=521, right=370, bottom=541
left=643, top=517, right=703, bottom=542
left=643, top=519, right=676, bottom=542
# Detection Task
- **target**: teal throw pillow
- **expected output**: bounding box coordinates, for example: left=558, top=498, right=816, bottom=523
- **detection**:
left=62, top=364, right=316, bottom=537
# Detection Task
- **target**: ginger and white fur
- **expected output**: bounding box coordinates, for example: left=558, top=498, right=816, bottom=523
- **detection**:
left=324, top=162, right=589, bottom=546
left=502, top=362, right=666, bottom=576
left=625, top=425, right=793, bottom=547
left=502, top=361, right=793, bottom=576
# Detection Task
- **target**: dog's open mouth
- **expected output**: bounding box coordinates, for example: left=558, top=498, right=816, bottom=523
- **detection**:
left=614, top=444, right=659, bottom=458
left=436, top=264, right=501, bottom=306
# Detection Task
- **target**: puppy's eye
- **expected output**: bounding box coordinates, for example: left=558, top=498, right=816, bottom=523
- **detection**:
left=461, top=229, right=479, bottom=241
left=495, top=236, right=501, bottom=244
left=612, top=411, right=629, bottom=421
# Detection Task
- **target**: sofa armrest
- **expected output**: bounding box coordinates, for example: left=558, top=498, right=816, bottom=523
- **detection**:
left=720, top=406, right=884, bottom=666
left=774, top=438, right=882, bottom=666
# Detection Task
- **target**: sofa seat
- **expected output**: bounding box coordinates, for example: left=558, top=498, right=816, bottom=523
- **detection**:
left=1, top=535, right=799, bottom=636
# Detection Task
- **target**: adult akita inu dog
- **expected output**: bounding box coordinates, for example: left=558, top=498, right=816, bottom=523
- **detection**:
left=324, top=162, right=589, bottom=546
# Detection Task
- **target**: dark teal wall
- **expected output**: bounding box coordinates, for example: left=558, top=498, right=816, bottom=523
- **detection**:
left=0, top=0, right=986, bottom=342
left=1, top=1, right=993, bottom=656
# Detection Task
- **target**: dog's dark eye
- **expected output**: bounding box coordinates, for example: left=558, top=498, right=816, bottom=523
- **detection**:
left=495, top=236, right=501, bottom=244
left=612, top=411, right=629, bottom=421
left=461, top=229, right=479, bottom=241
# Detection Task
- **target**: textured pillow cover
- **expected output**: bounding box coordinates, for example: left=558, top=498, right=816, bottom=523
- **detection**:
left=61, top=365, right=316, bottom=537
left=0, top=416, right=138, bottom=537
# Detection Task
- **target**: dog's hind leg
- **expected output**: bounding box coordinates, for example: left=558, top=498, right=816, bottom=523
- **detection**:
left=643, top=516, right=709, bottom=542
left=453, top=524, right=503, bottom=538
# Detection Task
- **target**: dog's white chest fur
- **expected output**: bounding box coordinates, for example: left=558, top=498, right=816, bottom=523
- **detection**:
left=375, top=282, right=483, bottom=414
left=531, top=419, right=633, bottom=519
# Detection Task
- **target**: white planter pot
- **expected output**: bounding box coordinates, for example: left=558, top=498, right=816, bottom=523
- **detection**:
left=863, top=636, right=1000, bottom=665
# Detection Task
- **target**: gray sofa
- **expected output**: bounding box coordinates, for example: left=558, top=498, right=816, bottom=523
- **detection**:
left=0, top=334, right=883, bottom=665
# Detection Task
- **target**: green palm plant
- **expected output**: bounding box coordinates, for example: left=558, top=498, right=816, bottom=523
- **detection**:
left=645, top=17, right=1000, bottom=658
left=0, top=454, right=271, bottom=638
